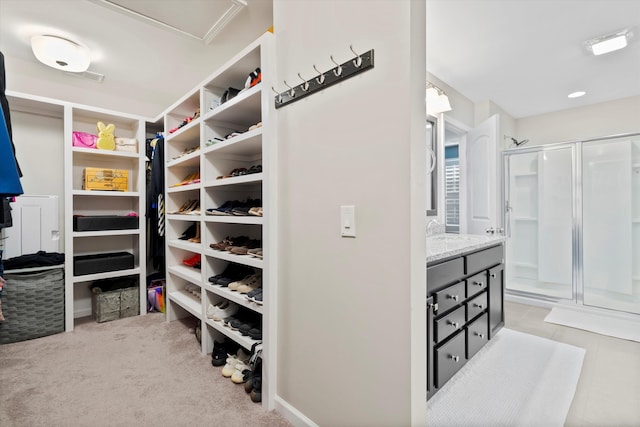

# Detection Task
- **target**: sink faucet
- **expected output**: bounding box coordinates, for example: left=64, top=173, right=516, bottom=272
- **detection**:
left=427, top=218, right=442, bottom=236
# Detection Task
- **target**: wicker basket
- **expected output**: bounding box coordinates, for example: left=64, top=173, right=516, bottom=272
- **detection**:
left=91, top=282, right=139, bottom=323
left=0, top=268, right=65, bottom=344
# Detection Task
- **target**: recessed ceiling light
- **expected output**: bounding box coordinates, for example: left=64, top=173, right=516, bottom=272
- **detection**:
left=585, top=27, right=634, bottom=56
left=568, top=91, right=586, bottom=98
left=31, top=35, right=91, bottom=72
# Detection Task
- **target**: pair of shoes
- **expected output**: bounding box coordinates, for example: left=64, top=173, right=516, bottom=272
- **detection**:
left=170, top=145, right=200, bottom=161
left=167, top=199, right=197, bottom=214
left=206, top=300, right=240, bottom=321
left=247, top=248, right=263, bottom=258
left=246, top=288, right=263, bottom=305
left=170, top=171, right=200, bottom=187
left=244, top=357, right=262, bottom=402
left=248, top=207, right=263, bottom=217
left=178, top=223, right=197, bottom=240
left=246, top=164, right=262, bottom=175
left=182, top=253, right=201, bottom=269
left=184, top=283, right=201, bottom=299
left=246, top=67, right=261, bottom=88
left=248, top=122, right=262, bottom=132
left=188, top=223, right=201, bottom=243
left=222, top=348, right=250, bottom=378
left=211, top=339, right=239, bottom=367
left=210, top=235, right=250, bottom=251
left=228, top=239, right=261, bottom=255
left=209, top=264, right=255, bottom=288
left=229, top=273, right=262, bottom=292
left=206, top=198, right=261, bottom=216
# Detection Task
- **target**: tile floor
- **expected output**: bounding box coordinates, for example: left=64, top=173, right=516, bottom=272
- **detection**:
left=504, top=301, right=640, bottom=426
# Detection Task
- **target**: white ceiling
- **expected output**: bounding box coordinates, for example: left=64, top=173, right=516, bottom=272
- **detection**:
left=427, top=0, right=640, bottom=118
left=0, top=1, right=638, bottom=120
left=0, top=0, right=273, bottom=119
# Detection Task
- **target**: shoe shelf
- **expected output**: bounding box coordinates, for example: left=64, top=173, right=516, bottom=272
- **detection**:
left=203, top=128, right=262, bottom=157
left=168, top=264, right=202, bottom=285
left=204, top=283, right=264, bottom=315
left=168, top=290, right=202, bottom=318
left=205, top=249, right=264, bottom=269
left=204, top=173, right=263, bottom=188
left=202, top=84, right=262, bottom=124
left=205, top=216, right=263, bottom=225
left=167, top=239, right=202, bottom=252
left=162, top=32, right=275, bottom=409
left=64, top=104, right=147, bottom=331
left=204, top=317, right=260, bottom=351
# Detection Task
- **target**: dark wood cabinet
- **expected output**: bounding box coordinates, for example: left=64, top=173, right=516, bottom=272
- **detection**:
left=426, top=243, right=504, bottom=400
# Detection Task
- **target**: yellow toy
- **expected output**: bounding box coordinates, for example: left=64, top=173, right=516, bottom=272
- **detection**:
left=96, top=121, right=116, bottom=150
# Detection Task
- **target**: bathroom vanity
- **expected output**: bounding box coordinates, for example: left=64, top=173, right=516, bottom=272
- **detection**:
left=426, top=234, right=506, bottom=400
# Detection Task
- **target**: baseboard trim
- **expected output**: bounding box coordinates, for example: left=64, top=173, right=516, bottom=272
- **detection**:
left=274, top=395, right=318, bottom=427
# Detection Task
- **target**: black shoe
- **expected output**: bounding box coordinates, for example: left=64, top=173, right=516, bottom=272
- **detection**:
left=250, top=375, right=262, bottom=402
left=211, top=340, right=228, bottom=367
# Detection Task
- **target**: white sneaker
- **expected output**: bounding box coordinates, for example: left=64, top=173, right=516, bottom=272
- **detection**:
left=231, top=360, right=251, bottom=384
left=221, top=349, right=249, bottom=377
left=210, top=301, right=239, bottom=321
left=206, top=301, right=228, bottom=319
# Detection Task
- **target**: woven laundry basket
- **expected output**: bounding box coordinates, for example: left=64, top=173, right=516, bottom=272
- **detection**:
left=0, top=268, right=65, bottom=344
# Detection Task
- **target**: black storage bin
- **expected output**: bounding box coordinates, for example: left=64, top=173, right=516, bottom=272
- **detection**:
left=74, top=252, right=134, bottom=276
left=73, top=215, right=138, bottom=231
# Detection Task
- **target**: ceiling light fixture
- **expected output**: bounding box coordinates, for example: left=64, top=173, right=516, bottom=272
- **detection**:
left=568, top=91, right=586, bottom=98
left=31, top=35, right=91, bottom=72
left=585, top=27, right=634, bottom=56
left=426, top=82, right=452, bottom=114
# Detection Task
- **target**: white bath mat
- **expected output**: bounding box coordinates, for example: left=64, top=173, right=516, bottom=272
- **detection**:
left=544, top=306, right=640, bottom=342
left=426, top=328, right=585, bottom=427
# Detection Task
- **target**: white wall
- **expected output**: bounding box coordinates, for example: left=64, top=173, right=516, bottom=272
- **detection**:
left=516, top=95, right=640, bottom=146
left=273, top=1, right=426, bottom=425
left=10, top=109, right=65, bottom=252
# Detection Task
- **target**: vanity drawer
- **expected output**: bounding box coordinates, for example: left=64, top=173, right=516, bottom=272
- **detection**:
left=434, top=281, right=466, bottom=315
left=435, top=305, right=466, bottom=344
left=466, top=313, right=489, bottom=359
left=466, top=291, right=487, bottom=321
left=435, top=330, right=466, bottom=388
left=465, top=244, right=503, bottom=275
left=427, top=257, right=465, bottom=292
left=466, top=271, right=488, bottom=297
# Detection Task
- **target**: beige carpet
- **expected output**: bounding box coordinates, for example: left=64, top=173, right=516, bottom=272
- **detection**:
left=0, top=313, right=291, bottom=427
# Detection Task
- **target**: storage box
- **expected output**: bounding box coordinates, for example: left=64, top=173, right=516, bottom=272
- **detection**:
left=73, top=215, right=138, bottom=231
left=0, top=267, right=65, bottom=344
left=83, top=167, right=129, bottom=191
left=74, top=252, right=134, bottom=276
left=91, top=276, right=139, bottom=323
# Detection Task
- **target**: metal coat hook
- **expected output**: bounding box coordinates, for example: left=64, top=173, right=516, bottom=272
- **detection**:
left=330, top=55, right=343, bottom=77
left=313, top=64, right=326, bottom=84
left=274, top=46, right=375, bottom=109
left=298, top=72, right=310, bottom=92
left=350, top=45, right=362, bottom=67
left=283, top=80, right=296, bottom=97
left=271, top=86, right=282, bottom=103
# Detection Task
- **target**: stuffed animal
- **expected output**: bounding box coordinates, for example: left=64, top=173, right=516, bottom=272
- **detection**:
left=96, top=121, right=116, bottom=150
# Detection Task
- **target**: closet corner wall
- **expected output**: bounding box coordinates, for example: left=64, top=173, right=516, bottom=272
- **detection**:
left=161, top=32, right=277, bottom=409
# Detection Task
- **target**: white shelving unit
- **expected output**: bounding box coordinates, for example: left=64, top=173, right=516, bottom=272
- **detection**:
left=162, top=32, right=276, bottom=408
left=65, top=105, right=147, bottom=331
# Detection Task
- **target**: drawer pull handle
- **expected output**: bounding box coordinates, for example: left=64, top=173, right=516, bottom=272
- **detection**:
left=475, top=332, right=485, bottom=339
left=473, top=281, right=483, bottom=286
left=450, top=355, right=460, bottom=363
left=490, top=273, right=497, bottom=278
left=473, top=303, right=484, bottom=309
left=447, top=321, right=459, bottom=329
left=447, top=294, right=459, bottom=301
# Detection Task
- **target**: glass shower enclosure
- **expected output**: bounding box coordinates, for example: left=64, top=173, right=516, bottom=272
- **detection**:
left=503, top=134, right=640, bottom=315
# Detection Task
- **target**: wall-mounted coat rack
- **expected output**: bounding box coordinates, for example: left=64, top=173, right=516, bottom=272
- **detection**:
left=273, top=46, right=374, bottom=109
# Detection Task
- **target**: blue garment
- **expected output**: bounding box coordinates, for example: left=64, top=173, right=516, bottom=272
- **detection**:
left=0, top=103, right=23, bottom=197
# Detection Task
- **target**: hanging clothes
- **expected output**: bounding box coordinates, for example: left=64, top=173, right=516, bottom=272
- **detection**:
left=0, top=51, right=22, bottom=179
left=0, top=51, right=23, bottom=198
left=147, top=136, right=165, bottom=271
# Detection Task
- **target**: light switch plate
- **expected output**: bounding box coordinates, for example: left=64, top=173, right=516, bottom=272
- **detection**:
left=341, top=205, right=356, bottom=237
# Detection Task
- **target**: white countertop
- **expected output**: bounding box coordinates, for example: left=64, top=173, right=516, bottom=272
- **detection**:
left=426, top=233, right=506, bottom=263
